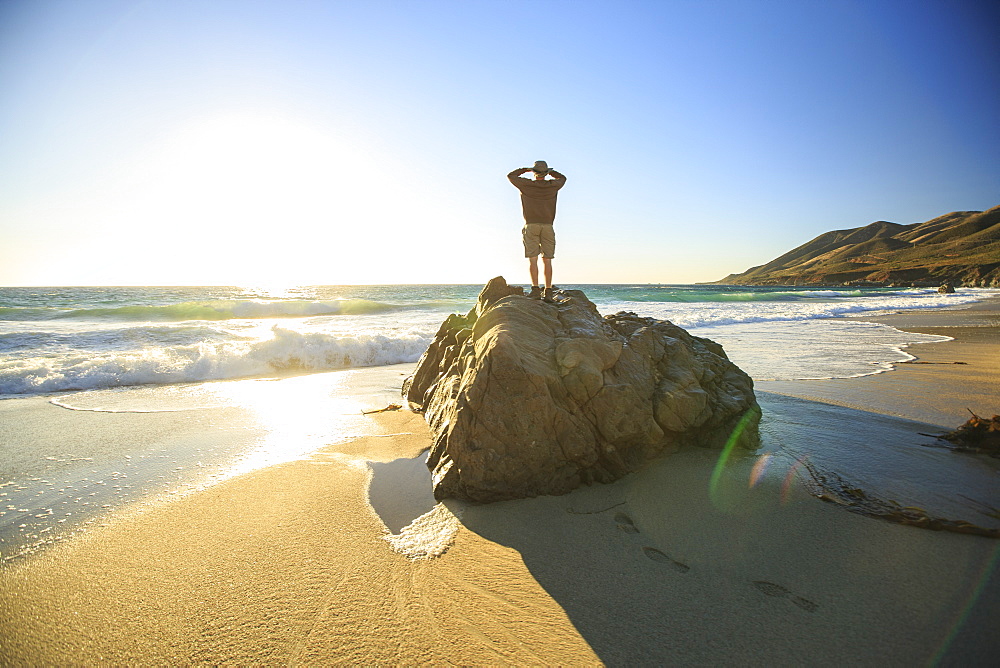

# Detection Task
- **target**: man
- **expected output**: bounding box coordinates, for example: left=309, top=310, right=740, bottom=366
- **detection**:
left=507, top=160, right=567, bottom=302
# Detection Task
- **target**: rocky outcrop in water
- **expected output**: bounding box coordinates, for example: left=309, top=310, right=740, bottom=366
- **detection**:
left=403, top=277, right=760, bottom=503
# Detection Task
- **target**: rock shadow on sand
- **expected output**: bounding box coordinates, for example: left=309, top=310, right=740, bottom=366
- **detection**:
left=367, top=451, right=436, bottom=534
left=452, top=393, right=1000, bottom=666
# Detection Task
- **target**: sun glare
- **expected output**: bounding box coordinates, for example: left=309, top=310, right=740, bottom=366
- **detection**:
left=10, top=107, right=499, bottom=287
left=46, top=112, right=449, bottom=286
left=206, top=373, right=370, bottom=477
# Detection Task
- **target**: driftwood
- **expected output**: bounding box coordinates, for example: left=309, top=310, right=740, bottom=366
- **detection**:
left=940, top=411, right=1000, bottom=457
left=362, top=403, right=402, bottom=415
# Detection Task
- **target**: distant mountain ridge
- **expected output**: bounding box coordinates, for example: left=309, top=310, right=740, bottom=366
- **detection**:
left=714, top=205, right=1000, bottom=287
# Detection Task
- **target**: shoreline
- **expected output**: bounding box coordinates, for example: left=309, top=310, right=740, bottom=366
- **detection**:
left=0, top=364, right=417, bottom=565
left=1, top=299, right=999, bottom=663
left=757, top=297, right=1000, bottom=427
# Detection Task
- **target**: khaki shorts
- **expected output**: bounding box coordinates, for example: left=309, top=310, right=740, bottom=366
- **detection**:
left=522, top=223, right=556, bottom=258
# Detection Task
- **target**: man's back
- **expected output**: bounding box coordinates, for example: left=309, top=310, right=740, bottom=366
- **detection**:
left=507, top=169, right=567, bottom=225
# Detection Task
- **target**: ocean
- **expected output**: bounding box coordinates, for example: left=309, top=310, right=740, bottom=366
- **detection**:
left=2, top=283, right=998, bottom=561
left=1, top=283, right=993, bottom=396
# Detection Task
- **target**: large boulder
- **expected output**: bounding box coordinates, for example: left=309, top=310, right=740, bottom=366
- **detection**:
left=403, top=277, right=760, bottom=503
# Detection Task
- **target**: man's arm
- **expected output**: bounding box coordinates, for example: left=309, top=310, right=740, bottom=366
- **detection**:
left=548, top=169, right=567, bottom=189
left=507, top=167, right=531, bottom=184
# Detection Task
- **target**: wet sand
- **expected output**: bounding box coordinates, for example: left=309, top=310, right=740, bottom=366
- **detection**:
left=1, top=302, right=998, bottom=665
left=757, top=298, right=1000, bottom=427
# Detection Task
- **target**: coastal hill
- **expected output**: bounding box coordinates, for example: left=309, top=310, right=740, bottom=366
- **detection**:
left=714, top=205, right=1000, bottom=287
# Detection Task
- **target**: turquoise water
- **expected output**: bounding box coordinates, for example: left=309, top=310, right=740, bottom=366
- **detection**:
left=0, top=283, right=994, bottom=395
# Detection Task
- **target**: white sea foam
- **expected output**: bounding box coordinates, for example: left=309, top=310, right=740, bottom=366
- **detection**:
left=382, top=502, right=464, bottom=560
left=0, top=326, right=431, bottom=395
left=597, top=288, right=990, bottom=330
left=695, top=320, right=951, bottom=381
left=0, top=324, right=233, bottom=354
left=593, top=292, right=976, bottom=381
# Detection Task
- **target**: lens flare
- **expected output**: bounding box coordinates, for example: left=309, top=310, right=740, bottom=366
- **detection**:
left=930, top=542, right=1000, bottom=664
left=709, top=406, right=761, bottom=506
left=749, top=453, right=773, bottom=488
left=781, top=456, right=808, bottom=504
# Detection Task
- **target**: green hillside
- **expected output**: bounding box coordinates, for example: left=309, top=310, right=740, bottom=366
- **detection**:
left=715, top=206, right=1000, bottom=287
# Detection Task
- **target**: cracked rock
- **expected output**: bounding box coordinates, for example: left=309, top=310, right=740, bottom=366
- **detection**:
left=403, top=276, right=760, bottom=503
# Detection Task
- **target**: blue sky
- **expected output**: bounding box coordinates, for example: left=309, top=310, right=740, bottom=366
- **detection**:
left=1, top=0, right=997, bottom=286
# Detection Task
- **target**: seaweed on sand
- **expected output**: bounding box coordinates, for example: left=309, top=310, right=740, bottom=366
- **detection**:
left=798, top=459, right=1000, bottom=539
left=939, top=411, right=1000, bottom=457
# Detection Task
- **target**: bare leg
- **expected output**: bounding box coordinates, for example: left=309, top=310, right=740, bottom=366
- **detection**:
left=528, top=256, right=540, bottom=287
left=542, top=258, right=553, bottom=289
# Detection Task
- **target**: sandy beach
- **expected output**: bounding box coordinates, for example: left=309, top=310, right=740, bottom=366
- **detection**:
left=758, top=298, right=1000, bottom=428
left=2, top=303, right=999, bottom=665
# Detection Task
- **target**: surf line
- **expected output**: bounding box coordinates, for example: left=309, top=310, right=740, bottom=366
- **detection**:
left=49, top=398, right=199, bottom=413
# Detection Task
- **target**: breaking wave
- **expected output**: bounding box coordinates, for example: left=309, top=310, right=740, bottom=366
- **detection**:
left=601, top=288, right=991, bottom=329
left=0, top=327, right=431, bottom=395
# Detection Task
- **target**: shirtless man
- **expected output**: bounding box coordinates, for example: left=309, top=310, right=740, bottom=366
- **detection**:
left=507, top=161, right=567, bottom=302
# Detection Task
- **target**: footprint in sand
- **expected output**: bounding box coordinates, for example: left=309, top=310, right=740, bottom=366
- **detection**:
left=614, top=512, right=640, bottom=533
left=613, top=511, right=690, bottom=573
left=642, top=547, right=691, bottom=573
left=752, top=580, right=818, bottom=612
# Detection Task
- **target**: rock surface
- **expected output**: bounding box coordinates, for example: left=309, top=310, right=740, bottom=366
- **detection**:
left=403, top=277, right=760, bottom=503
